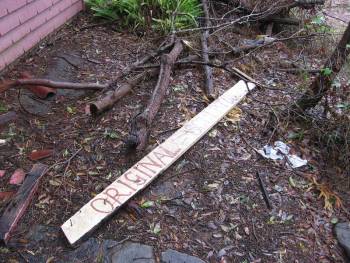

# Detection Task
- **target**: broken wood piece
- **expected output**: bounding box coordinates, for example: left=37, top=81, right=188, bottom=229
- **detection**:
left=127, top=40, right=184, bottom=151
left=0, top=111, right=17, bottom=127
left=0, top=163, right=48, bottom=243
left=89, top=70, right=158, bottom=115
left=61, top=80, right=255, bottom=246
left=200, top=0, right=215, bottom=99
left=20, top=72, right=56, bottom=99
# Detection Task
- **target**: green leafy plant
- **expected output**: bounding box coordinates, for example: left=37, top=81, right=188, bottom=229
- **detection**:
left=321, top=67, right=332, bottom=76
left=0, top=102, right=7, bottom=113
left=306, top=15, right=332, bottom=33
left=84, top=0, right=202, bottom=33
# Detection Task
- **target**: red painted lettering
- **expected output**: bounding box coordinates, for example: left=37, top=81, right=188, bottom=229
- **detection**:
left=137, top=155, right=162, bottom=174
left=105, top=187, right=130, bottom=205
left=90, top=198, right=114, bottom=213
left=153, top=145, right=181, bottom=165
left=124, top=171, right=147, bottom=185
left=117, top=179, right=137, bottom=191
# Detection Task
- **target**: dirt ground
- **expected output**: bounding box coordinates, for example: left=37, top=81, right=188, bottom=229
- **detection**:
left=0, top=11, right=349, bottom=263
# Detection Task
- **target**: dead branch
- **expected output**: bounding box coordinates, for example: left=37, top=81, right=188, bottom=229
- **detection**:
left=295, top=22, right=350, bottom=111
left=0, top=79, right=107, bottom=93
left=200, top=0, right=215, bottom=99
left=89, top=69, right=158, bottom=115
left=108, top=40, right=175, bottom=86
left=127, top=39, right=184, bottom=151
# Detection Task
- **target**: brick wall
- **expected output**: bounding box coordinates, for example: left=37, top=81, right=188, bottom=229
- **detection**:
left=0, top=0, right=83, bottom=71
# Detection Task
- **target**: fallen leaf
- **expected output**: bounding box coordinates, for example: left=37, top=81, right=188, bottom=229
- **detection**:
left=331, top=217, right=338, bottom=224
left=0, top=247, right=10, bottom=253
left=153, top=222, right=161, bottom=235
left=226, top=107, right=242, bottom=123
left=208, top=129, right=218, bottom=138
left=140, top=200, right=155, bottom=208
left=289, top=176, right=296, bottom=187
left=0, top=191, right=15, bottom=202
left=49, top=179, right=61, bottom=186
left=244, top=226, right=250, bottom=235
left=9, top=169, right=26, bottom=185
left=29, top=149, right=53, bottom=161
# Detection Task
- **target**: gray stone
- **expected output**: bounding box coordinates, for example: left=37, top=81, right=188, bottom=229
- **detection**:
left=335, top=222, right=350, bottom=258
left=59, top=238, right=117, bottom=263
left=25, top=224, right=60, bottom=244
left=110, top=242, right=155, bottom=263
left=161, top=249, right=205, bottom=263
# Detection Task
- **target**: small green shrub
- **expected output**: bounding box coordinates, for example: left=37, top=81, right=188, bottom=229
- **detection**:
left=84, top=0, right=202, bottom=33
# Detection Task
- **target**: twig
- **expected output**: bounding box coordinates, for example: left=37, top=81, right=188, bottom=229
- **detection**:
left=63, top=148, right=83, bottom=177
left=256, top=171, right=272, bottom=209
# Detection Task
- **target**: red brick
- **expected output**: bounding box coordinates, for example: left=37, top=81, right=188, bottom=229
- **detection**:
left=0, top=0, right=74, bottom=51
left=2, top=0, right=27, bottom=14
left=0, top=12, right=20, bottom=36
left=35, top=0, right=53, bottom=14
left=0, top=24, right=31, bottom=51
left=0, top=41, right=25, bottom=66
left=0, top=1, right=82, bottom=71
left=0, top=7, right=8, bottom=19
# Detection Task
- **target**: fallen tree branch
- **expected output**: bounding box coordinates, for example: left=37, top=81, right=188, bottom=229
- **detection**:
left=88, top=69, right=158, bottom=115
left=0, top=79, right=107, bottom=93
left=126, top=39, right=183, bottom=151
left=200, top=0, right=215, bottom=99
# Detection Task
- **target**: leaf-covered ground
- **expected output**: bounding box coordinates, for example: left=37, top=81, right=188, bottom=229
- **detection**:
left=0, top=10, right=349, bottom=263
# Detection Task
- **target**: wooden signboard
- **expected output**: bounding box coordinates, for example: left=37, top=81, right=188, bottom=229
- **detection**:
left=61, top=80, right=255, bottom=245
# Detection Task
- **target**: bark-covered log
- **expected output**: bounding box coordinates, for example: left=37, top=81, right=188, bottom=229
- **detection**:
left=295, top=22, right=350, bottom=111
left=127, top=40, right=184, bottom=151
left=89, top=70, right=158, bottom=115
left=200, top=0, right=215, bottom=99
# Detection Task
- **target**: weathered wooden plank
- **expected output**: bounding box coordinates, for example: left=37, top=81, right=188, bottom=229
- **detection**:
left=0, top=163, right=48, bottom=243
left=61, top=80, right=255, bottom=245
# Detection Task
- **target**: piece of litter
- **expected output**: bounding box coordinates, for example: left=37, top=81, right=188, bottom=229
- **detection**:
left=258, top=141, right=307, bottom=168
left=257, top=145, right=283, bottom=160
left=0, top=139, right=6, bottom=146
left=274, top=141, right=290, bottom=155
left=286, top=155, right=308, bottom=168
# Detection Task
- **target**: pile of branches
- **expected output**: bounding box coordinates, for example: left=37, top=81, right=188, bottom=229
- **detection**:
left=0, top=0, right=327, bottom=152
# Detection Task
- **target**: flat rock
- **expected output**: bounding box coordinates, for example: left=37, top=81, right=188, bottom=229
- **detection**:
left=110, top=242, right=155, bottom=263
left=161, top=249, right=205, bottom=263
left=335, top=222, right=350, bottom=258
left=59, top=238, right=117, bottom=263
